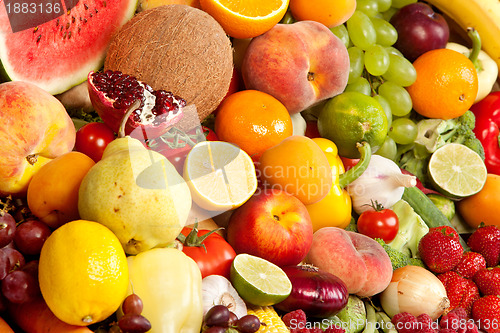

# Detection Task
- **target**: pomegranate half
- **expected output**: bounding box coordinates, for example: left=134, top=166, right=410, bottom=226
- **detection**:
left=87, top=70, right=185, bottom=139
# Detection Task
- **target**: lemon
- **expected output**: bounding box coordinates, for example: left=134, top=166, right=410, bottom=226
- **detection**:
left=230, top=253, right=292, bottom=306
left=317, top=91, right=388, bottom=158
left=183, top=140, right=257, bottom=211
left=428, top=143, right=487, bottom=199
left=38, top=220, right=128, bottom=326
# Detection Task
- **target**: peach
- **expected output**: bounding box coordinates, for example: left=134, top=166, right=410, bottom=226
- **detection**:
left=305, top=227, right=393, bottom=297
left=241, top=21, right=349, bottom=114
left=0, top=81, right=76, bottom=196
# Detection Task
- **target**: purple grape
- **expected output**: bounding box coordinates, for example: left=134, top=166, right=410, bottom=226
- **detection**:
left=13, top=218, right=51, bottom=256
left=203, top=327, right=227, bottom=333
left=0, top=212, right=16, bottom=248
left=0, top=247, right=25, bottom=280
left=21, top=259, right=39, bottom=279
left=1, top=269, right=40, bottom=304
left=204, top=305, right=231, bottom=327
left=228, top=311, right=238, bottom=326
left=122, top=293, right=144, bottom=315
left=118, top=313, right=151, bottom=333
left=0, top=292, right=8, bottom=312
left=236, top=315, right=261, bottom=333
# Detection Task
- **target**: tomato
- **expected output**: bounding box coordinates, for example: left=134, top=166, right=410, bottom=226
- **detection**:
left=74, top=122, right=116, bottom=162
left=179, top=226, right=236, bottom=279
left=357, top=207, right=399, bottom=242
left=151, top=125, right=218, bottom=174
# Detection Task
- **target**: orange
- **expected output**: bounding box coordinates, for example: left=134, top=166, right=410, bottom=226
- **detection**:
left=258, top=135, right=333, bottom=205
left=214, top=89, right=293, bottom=161
left=407, top=48, right=478, bottom=120
left=289, top=0, right=356, bottom=28
left=456, top=174, right=500, bottom=228
left=199, top=0, right=289, bottom=39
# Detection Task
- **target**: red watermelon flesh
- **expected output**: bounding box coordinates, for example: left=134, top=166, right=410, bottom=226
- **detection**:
left=0, top=0, right=137, bottom=95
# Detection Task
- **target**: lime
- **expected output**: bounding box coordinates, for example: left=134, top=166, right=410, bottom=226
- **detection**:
left=230, top=253, right=292, bottom=306
left=428, top=143, right=487, bottom=199
left=317, top=91, right=388, bottom=158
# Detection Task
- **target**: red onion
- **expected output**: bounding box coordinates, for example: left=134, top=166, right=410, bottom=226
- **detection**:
left=274, top=264, right=349, bottom=318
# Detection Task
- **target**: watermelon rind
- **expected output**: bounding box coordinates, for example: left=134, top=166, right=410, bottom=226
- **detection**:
left=0, top=0, right=138, bottom=95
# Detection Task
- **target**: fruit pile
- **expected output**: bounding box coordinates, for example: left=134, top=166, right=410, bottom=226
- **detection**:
left=0, top=0, right=500, bottom=332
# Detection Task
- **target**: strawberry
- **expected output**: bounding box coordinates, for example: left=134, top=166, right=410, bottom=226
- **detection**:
left=453, top=252, right=487, bottom=278
left=419, top=226, right=464, bottom=273
left=437, top=271, right=480, bottom=316
left=471, top=295, right=500, bottom=333
left=467, top=225, right=500, bottom=267
left=472, top=267, right=500, bottom=296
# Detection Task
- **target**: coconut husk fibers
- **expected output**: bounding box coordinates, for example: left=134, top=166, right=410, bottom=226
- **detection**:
left=104, top=4, right=233, bottom=130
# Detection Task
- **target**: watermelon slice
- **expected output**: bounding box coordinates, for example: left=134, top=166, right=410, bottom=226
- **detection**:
left=0, top=0, right=137, bottom=95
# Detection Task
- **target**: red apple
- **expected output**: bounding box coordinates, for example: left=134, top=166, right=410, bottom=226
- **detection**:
left=226, top=188, right=313, bottom=267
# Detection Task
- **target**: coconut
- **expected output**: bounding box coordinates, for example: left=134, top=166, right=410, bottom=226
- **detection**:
left=104, top=4, right=233, bottom=129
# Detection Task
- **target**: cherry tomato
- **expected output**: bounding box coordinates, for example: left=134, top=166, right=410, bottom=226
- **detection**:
left=357, top=207, right=399, bottom=242
left=179, top=227, right=236, bottom=279
left=74, top=122, right=115, bottom=162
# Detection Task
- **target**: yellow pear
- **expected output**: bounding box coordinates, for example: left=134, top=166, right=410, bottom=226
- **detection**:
left=78, top=136, right=192, bottom=255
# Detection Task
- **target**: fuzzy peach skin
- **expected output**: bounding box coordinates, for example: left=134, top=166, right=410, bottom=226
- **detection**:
left=241, top=21, right=349, bottom=114
left=0, top=81, right=76, bottom=196
left=305, top=227, right=393, bottom=297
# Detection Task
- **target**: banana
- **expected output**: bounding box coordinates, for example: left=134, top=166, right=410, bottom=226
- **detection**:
left=423, top=0, right=500, bottom=77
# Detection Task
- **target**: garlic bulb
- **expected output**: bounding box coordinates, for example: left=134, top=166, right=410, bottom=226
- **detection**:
left=346, top=155, right=417, bottom=214
left=290, top=112, right=307, bottom=136
left=202, top=275, right=247, bottom=319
